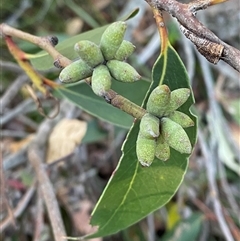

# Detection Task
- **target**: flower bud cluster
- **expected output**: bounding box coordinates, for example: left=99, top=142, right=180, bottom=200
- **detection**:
left=59, top=21, right=141, bottom=96
left=136, top=85, right=194, bottom=167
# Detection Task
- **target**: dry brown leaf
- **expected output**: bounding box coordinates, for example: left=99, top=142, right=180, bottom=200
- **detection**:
left=46, top=119, right=87, bottom=164
left=9, top=134, right=35, bottom=153
left=72, top=199, right=101, bottom=241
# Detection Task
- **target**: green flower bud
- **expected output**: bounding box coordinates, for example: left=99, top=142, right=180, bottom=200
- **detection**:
left=91, top=65, right=112, bottom=96
left=100, top=21, right=127, bottom=60
left=139, top=113, right=160, bottom=138
left=167, top=88, right=190, bottom=113
left=146, top=85, right=171, bottom=117
left=107, top=60, right=141, bottom=82
left=59, top=59, right=93, bottom=83
left=74, top=40, right=104, bottom=68
left=168, top=111, right=194, bottom=128
left=136, top=133, right=156, bottom=167
left=114, top=40, right=135, bottom=61
left=155, top=134, right=170, bottom=161
left=161, top=117, right=192, bottom=154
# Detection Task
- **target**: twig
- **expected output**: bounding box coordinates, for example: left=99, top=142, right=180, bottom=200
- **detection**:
left=137, top=31, right=160, bottom=64
left=1, top=130, right=28, bottom=138
left=222, top=209, right=240, bottom=241
left=0, top=154, right=15, bottom=229
left=0, top=24, right=148, bottom=120
left=3, top=146, right=28, bottom=171
left=192, top=197, right=219, bottom=221
left=0, top=179, right=36, bottom=231
left=101, top=88, right=147, bottom=119
left=147, top=213, right=155, bottom=241
left=28, top=142, right=67, bottom=241
left=196, top=48, right=240, bottom=170
left=5, top=0, right=31, bottom=26
left=198, top=128, right=234, bottom=241
left=0, top=74, right=29, bottom=112
left=192, top=196, right=240, bottom=240
left=33, top=187, right=44, bottom=241
left=1, top=96, right=54, bottom=126
left=218, top=160, right=240, bottom=218
left=145, top=0, right=240, bottom=72
left=1, top=98, right=35, bottom=125
left=17, top=115, right=39, bottom=130
left=213, top=62, right=240, bottom=84
left=196, top=43, right=238, bottom=239
left=27, top=101, right=80, bottom=241
left=0, top=60, right=23, bottom=73
left=0, top=24, right=72, bottom=68
left=2, top=100, right=82, bottom=172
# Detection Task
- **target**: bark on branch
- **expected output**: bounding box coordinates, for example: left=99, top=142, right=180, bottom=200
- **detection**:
left=146, top=0, right=240, bottom=72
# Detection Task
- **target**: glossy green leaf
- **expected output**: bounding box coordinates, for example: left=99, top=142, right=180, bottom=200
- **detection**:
left=56, top=79, right=150, bottom=129
left=30, top=8, right=139, bottom=70
left=86, top=44, right=197, bottom=238
left=81, top=120, right=108, bottom=144
left=160, top=213, right=203, bottom=241
left=82, top=120, right=126, bottom=144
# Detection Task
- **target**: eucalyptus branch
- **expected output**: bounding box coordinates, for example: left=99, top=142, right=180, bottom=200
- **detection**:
left=0, top=23, right=147, bottom=120
left=0, top=23, right=72, bottom=68
left=145, top=0, right=240, bottom=72
left=104, top=89, right=147, bottom=119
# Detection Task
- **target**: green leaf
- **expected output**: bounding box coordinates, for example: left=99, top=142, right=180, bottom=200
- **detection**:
left=86, top=44, right=197, bottom=238
left=160, top=213, right=203, bottom=241
left=119, top=8, right=139, bottom=21
left=56, top=79, right=150, bottom=129
left=82, top=120, right=126, bottom=144
left=81, top=120, right=108, bottom=144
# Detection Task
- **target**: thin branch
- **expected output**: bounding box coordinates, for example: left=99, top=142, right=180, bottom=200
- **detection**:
left=0, top=24, right=147, bottom=120
left=0, top=74, right=29, bottom=112
left=33, top=187, right=44, bottom=241
left=0, top=23, right=72, bottom=68
left=196, top=48, right=240, bottom=171
left=1, top=98, right=37, bottom=125
left=28, top=140, right=67, bottom=241
left=192, top=196, right=240, bottom=240
left=145, top=0, right=240, bottom=72
left=147, top=213, right=155, bottom=241
left=0, top=180, right=36, bottom=231
left=1, top=130, right=29, bottom=138
left=26, top=101, right=84, bottom=241
left=0, top=60, right=24, bottom=73
left=3, top=146, right=29, bottom=171
left=198, top=129, right=235, bottom=241
left=103, top=89, right=146, bottom=119
left=17, top=115, right=39, bottom=130
left=218, top=160, right=240, bottom=219
left=0, top=154, right=15, bottom=229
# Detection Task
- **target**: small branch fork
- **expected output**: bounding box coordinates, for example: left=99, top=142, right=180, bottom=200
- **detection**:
left=0, top=23, right=147, bottom=120
left=0, top=23, right=72, bottom=68
left=145, top=0, right=240, bottom=72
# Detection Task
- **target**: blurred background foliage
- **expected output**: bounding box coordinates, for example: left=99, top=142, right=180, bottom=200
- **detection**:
left=1, top=0, right=240, bottom=241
